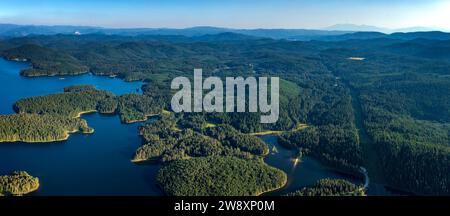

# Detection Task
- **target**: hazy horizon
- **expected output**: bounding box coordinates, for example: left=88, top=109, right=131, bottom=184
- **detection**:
left=0, top=22, right=446, bottom=32
left=1, top=0, right=449, bottom=31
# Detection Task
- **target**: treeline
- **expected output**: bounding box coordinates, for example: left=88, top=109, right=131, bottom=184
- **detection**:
left=0, top=113, right=92, bottom=142
left=286, top=179, right=364, bottom=196
left=0, top=171, right=40, bottom=196
left=157, top=156, right=286, bottom=196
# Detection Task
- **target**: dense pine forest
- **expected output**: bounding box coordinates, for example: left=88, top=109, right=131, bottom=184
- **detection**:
left=0, top=31, right=449, bottom=195
left=0, top=113, right=92, bottom=142
left=157, top=156, right=286, bottom=196
left=133, top=114, right=265, bottom=162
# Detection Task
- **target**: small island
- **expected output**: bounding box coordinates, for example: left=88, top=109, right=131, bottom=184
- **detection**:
left=0, top=171, right=40, bottom=196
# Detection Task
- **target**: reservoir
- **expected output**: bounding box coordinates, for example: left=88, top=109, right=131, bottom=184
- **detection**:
left=0, top=58, right=365, bottom=195
left=0, top=58, right=162, bottom=195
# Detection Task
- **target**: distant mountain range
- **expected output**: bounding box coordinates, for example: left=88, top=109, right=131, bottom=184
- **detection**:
left=1, top=23, right=449, bottom=41
left=324, top=24, right=439, bottom=34
left=309, top=31, right=450, bottom=41
left=0, top=24, right=352, bottom=39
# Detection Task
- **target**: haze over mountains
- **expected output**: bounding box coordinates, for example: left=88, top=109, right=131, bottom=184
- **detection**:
left=324, top=24, right=439, bottom=34
left=0, top=23, right=449, bottom=41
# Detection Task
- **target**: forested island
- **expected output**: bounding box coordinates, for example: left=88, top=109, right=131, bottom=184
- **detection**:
left=0, top=171, right=39, bottom=196
left=0, top=30, right=449, bottom=195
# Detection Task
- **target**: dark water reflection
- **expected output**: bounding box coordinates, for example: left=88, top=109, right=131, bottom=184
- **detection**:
left=0, top=58, right=162, bottom=195
left=262, top=135, right=362, bottom=196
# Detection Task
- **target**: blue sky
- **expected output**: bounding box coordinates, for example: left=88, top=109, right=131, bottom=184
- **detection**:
left=0, top=0, right=449, bottom=30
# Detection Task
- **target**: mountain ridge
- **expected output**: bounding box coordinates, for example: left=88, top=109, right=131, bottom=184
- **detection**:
left=1, top=23, right=449, bottom=41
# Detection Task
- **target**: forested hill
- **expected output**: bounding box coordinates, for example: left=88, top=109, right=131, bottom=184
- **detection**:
left=2, top=44, right=88, bottom=76
left=2, top=32, right=450, bottom=79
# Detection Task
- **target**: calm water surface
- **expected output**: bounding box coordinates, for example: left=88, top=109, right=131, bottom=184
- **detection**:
left=0, top=58, right=161, bottom=195
left=0, top=58, right=369, bottom=195
left=262, top=135, right=361, bottom=195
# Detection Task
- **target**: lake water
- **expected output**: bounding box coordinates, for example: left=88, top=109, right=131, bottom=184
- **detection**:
left=0, top=58, right=365, bottom=196
left=0, top=58, right=143, bottom=114
left=0, top=58, right=162, bottom=195
left=262, top=135, right=362, bottom=195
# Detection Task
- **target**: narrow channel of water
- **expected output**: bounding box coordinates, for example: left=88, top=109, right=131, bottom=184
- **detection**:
left=262, top=135, right=362, bottom=196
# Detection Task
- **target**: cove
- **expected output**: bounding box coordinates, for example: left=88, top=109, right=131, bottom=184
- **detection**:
left=0, top=58, right=162, bottom=195
left=261, top=135, right=362, bottom=195
left=0, top=58, right=143, bottom=114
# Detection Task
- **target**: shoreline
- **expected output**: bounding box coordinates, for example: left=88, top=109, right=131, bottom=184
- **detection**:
left=18, top=182, right=40, bottom=196
left=22, top=71, right=89, bottom=77
left=131, top=157, right=159, bottom=163
left=122, top=113, right=158, bottom=124
left=73, top=110, right=97, bottom=118
left=248, top=123, right=308, bottom=136
left=0, top=181, right=40, bottom=197
left=0, top=109, right=97, bottom=143
left=0, top=126, right=94, bottom=143
left=256, top=171, right=288, bottom=196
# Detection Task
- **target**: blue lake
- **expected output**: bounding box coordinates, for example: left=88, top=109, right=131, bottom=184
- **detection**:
left=0, top=58, right=365, bottom=196
left=0, top=58, right=162, bottom=195
left=0, top=58, right=143, bottom=114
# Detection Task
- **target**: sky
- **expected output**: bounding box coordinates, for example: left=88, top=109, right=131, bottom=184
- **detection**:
left=0, top=0, right=449, bottom=30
